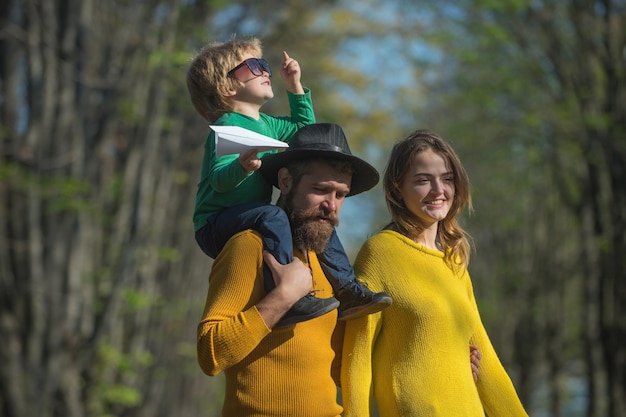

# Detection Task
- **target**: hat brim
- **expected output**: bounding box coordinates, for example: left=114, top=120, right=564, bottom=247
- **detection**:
left=259, top=148, right=379, bottom=196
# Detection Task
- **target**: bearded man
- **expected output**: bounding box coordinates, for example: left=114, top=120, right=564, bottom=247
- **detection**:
left=196, top=123, right=382, bottom=417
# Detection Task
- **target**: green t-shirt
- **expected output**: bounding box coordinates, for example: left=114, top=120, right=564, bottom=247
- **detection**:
left=193, top=89, right=315, bottom=231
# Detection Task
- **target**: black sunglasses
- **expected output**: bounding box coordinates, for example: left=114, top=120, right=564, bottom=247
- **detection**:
left=227, top=58, right=272, bottom=78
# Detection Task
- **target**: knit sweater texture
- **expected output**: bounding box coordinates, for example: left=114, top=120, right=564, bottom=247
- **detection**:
left=197, top=230, right=342, bottom=417
left=193, top=90, right=315, bottom=231
left=341, top=230, right=529, bottom=417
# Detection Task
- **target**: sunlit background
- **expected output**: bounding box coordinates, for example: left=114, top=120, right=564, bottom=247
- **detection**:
left=1, top=0, right=625, bottom=416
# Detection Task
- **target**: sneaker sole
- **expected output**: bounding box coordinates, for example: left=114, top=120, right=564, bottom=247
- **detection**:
left=337, top=296, right=392, bottom=321
left=275, top=299, right=340, bottom=328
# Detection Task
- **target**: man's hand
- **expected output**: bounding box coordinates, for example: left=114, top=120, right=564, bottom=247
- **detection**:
left=238, top=148, right=261, bottom=174
left=280, top=51, right=305, bottom=94
left=255, top=251, right=312, bottom=328
left=470, top=344, right=482, bottom=383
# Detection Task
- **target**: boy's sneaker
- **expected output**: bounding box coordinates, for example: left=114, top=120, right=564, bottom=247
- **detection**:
left=335, top=281, right=392, bottom=320
left=276, top=294, right=340, bottom=328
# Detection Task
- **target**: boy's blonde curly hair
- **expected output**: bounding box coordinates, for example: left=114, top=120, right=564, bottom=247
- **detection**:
left=186, top=36, right=263, bottom=123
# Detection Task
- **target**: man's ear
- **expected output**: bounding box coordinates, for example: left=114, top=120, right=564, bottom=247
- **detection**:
left=277, top=167, right=292, bottom=195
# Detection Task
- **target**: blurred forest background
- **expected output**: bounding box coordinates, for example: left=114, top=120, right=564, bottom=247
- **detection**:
left=1, top=0, right=625, bottom=416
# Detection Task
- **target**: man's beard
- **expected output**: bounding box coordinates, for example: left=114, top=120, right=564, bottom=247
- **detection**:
left=286, top=204, right=339, bottom=254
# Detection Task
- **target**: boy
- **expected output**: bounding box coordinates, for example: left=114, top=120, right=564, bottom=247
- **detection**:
left=186, top=37, right=390, bottom=327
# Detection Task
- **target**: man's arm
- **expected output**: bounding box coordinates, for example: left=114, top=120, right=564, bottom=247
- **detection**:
left=196, top=232, right=312, bottom=375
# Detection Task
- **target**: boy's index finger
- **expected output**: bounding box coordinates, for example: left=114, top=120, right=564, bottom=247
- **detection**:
left=282, top=51, right=290, bottom=63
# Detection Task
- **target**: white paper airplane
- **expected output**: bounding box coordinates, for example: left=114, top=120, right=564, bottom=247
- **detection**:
left=210, top=125, right=289, bottom=156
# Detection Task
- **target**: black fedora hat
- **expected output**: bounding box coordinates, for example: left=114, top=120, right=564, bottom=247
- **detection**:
left=259, top=123, right=379, bottom=196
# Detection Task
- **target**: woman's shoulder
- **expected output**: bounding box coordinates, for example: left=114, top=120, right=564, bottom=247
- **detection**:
left=361, top=230, right=446, bottom=260
left=363, top=229, right=414, bottom=249
left=358, top=230, right=408, bottom=257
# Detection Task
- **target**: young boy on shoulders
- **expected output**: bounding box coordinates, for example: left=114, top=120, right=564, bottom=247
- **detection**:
left=186, top=36, right=391, bottom=327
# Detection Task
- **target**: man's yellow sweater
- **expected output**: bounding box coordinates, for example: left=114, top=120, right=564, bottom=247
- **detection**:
left=341, top=230, right=529, bottom=417
left=197, top=230, right=343, bottom=417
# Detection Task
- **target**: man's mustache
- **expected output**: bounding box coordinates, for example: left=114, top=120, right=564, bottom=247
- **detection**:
left=299, top=209, right=339, bottom=227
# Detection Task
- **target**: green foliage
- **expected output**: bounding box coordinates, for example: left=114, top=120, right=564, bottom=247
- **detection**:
left=118, top=96, right=143, bottom=124
left=88, top=342, right=156, bottom=415
left=98, top=384, right=142, bottom=407
left=172, top=169, right=190, bottom=185
left=1, top=161, right=97, bottom=214
left=157, top=245, right=182, bottom=262
left=474, top=0, right=527, bottom=12
left=106, top=174, right=125, bottom=205
left=123, top=289, right=153, bottom=311
left=98, top=342, right=154, bottom=375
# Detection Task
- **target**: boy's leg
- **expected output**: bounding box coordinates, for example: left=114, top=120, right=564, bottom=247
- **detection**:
left=205, top=203, right=292, bottom=266
left=319, top=229, right=392, bottom=320
left=207, top=203, right=339, bottom=326
left=195, top=223, right=216, bottom=258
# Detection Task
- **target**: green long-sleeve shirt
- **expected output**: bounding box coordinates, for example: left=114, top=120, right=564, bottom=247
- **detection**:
left=193, top=89, right=315, bottom=231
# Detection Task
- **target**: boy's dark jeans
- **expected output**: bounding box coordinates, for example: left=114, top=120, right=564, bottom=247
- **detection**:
left=195, top=202, right=355, bottom=293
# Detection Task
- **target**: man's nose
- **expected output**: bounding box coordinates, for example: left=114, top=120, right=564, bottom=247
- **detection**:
left=321, top=195, right=338, bottom=212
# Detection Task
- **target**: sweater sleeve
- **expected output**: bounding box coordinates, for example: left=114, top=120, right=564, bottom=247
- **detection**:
left=341, top=240, right=383, bottom=417
left=287, top=88, right=315, bottom=126
left=341, top=312, right=381, bottom=417
left=196, top=231, right=272, bottom=376
left=204, top=131, right=252, bottom=193
left=463, top=272, right=529, bottom=417
left=263, top=88, right=316, bottom=142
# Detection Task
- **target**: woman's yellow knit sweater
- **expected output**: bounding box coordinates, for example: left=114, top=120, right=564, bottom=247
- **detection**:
left=197, top=230, right=343, bottom=417
left=341, top=230, right=529, bottom=417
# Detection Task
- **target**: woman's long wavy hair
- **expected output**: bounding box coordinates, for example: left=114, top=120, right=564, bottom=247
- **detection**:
left=383, top=130, right=473, bottom=270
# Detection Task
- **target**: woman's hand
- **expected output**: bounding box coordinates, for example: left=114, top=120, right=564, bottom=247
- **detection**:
left=470, top=344, right=482, bottom=383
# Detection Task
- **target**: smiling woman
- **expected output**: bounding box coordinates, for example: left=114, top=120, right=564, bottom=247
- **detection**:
left=341, top=129, right=529, bottom=417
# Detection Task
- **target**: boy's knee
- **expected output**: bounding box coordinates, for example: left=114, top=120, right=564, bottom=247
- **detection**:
left=265, top=205, right=288, bottom=220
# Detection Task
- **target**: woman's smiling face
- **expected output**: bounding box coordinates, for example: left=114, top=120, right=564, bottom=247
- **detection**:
left=399, top=148, right=455, bottom=227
